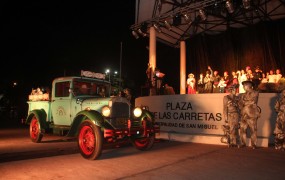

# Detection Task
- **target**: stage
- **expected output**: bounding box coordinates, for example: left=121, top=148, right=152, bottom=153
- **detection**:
left=136, top=93, right=279, bottom=147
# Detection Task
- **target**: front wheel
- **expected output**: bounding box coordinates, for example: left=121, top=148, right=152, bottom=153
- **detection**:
left=78, top=120, right=103, bottom=160
left=29, top=116, right=43, bottom=143
left=131, top=133, right=155, bottom=151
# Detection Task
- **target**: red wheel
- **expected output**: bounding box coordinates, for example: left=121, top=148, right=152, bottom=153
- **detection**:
left=78, top=120, right=103, bottom=160
left=131, top=133, right=155, bottom=151
left=29, top=116, right=43, bottom=143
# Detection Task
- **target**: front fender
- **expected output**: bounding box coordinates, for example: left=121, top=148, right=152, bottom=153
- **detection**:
left=67, top=110, right=104, bottom=137
left=140, top=109, right=155, bottom=123
left=132, top=109, right=156, bottom=128
left=25, top=109, right=48, bottom=130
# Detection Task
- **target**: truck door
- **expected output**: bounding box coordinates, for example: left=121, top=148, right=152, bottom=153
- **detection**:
left=51, top=81, right=72, bottom=126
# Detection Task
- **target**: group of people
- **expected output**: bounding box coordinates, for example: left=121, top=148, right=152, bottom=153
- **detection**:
left=222, top=80, right=285, bottom=150
left=222, top=81, right=261, bottom=149
left=145, top=64, right=285, bottom=149
left=187, top=65, right=283, bottom=94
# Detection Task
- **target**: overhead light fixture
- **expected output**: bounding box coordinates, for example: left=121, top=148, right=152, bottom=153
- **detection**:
left=243, top=0, right=251, bottom=9
left=132, top=30, right=139, bottom=39
left=225, top=1, right=234, bottom=14
left=164, top=20, right=172, bottom=30
left=183, top=13, right=192, bottom=24
left=153, top=23, right=162, bottom=33
left=137, top=29, right=147, bottom=37
left=198, top=9, right=207, bottom=21
left=137, top=23, right=148, bottom=37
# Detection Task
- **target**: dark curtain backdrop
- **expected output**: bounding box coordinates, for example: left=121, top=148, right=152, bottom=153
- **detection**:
left=185, top=18, right=285, bottom=78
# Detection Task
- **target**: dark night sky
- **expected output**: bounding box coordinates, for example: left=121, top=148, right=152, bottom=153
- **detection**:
left=1, top=1, right=284, bottom=116
left=1, top=1, right=180, bottom=97
left=1, top=1, right=135, bottom=75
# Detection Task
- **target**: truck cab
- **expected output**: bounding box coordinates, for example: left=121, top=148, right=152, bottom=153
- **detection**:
left=50, top=77, right=110, bottom=126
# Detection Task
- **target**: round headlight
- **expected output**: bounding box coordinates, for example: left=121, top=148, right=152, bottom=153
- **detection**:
left=133, top=107, right=142, bottom=117
left=102, top=106, right=111, bottom=117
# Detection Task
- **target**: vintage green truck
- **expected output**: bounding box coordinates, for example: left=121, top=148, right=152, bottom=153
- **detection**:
left=25, top=71, right=159, bottom=160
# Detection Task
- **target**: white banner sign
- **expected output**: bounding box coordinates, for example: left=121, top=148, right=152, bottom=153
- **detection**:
left=136, top=93, right=278, bottom=139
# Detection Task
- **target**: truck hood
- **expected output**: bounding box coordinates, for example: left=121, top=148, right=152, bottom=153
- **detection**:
left=79, top=97, right=112, bottom=111
left=78, top=96, right=131, bottom=112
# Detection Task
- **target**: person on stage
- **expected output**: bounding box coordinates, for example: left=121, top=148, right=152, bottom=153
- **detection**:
left=203, top=66, right=213, bottom=93
left=187, top=73, right=196, bottom=94
left=197, top=73, right=204, bottom=93
left=212, top=70, right=221, bottom=93
left=218, top=77, right=227, bottom=93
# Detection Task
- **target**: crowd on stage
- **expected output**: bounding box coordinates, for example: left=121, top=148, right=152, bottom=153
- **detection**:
left=187, top=65, right=283, bottom=94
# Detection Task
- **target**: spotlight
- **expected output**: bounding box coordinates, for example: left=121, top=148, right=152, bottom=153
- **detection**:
left=198, top=9, right=207, bottom=21
left=164, top=20, right=172, bottom=30
left=138, top=23, right=148, bottom=37
left=138, top=29, right=147, bottom=37
left=183, top=13, right=192, bottom=24
left=225, top=1, right=234, bottom=14
left=132, top=30, right=139, bottom=39
left=153, top=23, right=162, bottom=33
left=243, top=0, right=251, bottom=9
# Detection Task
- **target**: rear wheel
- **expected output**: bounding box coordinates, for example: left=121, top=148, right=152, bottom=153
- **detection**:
left=29, top=116, right=43, bottom=143
left=131, top=133, right=155, bottom=151
left=78, top=120, right=103, bottom=160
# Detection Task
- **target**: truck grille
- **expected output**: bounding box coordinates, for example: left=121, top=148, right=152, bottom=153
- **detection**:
left=111, top=102, right=130, bottom=118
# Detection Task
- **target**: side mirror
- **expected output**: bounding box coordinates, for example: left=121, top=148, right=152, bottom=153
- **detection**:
left=69, top=88, right=76, bottom=97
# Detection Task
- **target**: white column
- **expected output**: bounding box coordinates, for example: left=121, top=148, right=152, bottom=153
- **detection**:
left=180, top=41, right=186, bottom=94
left=149, top=26, right=156, bottom=87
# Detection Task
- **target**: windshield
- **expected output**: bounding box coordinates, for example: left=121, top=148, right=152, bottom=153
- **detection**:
left=73, top=80, right=110, bottom=97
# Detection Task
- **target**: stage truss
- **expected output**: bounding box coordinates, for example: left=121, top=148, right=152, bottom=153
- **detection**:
left=130, top=0, right=285, bottom=47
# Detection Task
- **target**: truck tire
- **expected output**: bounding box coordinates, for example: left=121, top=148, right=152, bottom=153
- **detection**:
left=131, top=133, right=155, bottom=151
left=29, top=116, right=43, bottom=143
left=78, top=120, right=103, bottom=160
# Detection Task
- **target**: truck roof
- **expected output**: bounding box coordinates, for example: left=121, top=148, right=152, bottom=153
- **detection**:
left=53, top=76, right=111, bottom=84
